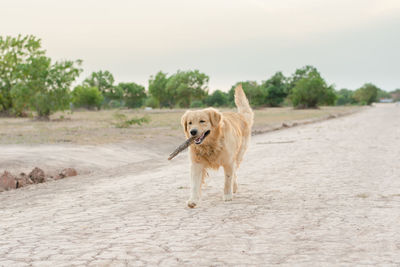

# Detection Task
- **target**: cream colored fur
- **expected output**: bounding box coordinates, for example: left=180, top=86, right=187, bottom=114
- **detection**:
left=181, top=85, right=254, bottom=208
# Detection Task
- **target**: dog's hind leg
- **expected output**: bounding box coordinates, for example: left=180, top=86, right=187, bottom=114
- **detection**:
left=236, top=135, right=250, bottom=167
left=233, top=135, right=250, bottom=194
left=201, top=169, right=209, bottom=186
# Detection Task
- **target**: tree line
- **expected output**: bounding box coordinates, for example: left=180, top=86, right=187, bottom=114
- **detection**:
left=1, top=35, right=398, bottom=119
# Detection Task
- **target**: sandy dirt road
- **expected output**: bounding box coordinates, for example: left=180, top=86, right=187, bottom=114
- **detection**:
left=0, top=104, right=399, bottom=266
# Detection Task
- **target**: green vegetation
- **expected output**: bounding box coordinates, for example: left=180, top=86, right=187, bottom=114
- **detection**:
left=149, top=70, right=209, bottom=108
left=204, top=90, right=229, bottom=107
left=336, top=89, right=357, bottom=106
left=112, top=112, right=150, bottom=128
left=353, top=83, right=379, bottom=105
left=289, top=67, right=336, bottom=108
left=228, top=81, right=266, bottom=107
left=83, top=70, right=116, bottom=103
left=116, top=82, right=146, bottom=108
left=377, top=88, right=391, bottom=100
left=0, top=35, right=81, bottom=118
left=1, top=34, right=396, bottom=117
left=261, top=71, right=288, bottom=107
left=72, top=85, right=103, bottom=110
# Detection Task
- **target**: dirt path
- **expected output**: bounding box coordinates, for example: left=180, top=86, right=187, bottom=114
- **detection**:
left=1, top=104, right=399, bottom=266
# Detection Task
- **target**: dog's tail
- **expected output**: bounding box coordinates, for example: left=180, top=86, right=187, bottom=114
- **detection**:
left=234, top=84, right=254, bottom=126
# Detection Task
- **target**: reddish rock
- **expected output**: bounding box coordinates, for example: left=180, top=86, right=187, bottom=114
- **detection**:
left=59, top=168, right=78, bottom=179
left=0, top=171, right=17, bottom=191
left=29, top=167, right=45, bottom=183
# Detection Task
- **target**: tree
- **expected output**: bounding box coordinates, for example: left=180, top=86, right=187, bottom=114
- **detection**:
left=11, top=57, right=82, bottom=118
left=204, top=90, right=229, bottom=107
left=353, top=83, right=379, bottom=105
left=0, top=35, right=45, bottom=114
left=289, top=69, right=336, bottom=108
left=116, top=82, right=146, bottom=108
left=83, top=70, right=117, bottom=102
left=228, top=81, right=265, bottom=107
left=287, top=65, right=319, bottom=95
left=261, top=71, right=288, bottom=107
left=149, top=70, right=209, bottom=108
left=336, top=88, right=356, bottom=105
left=148, top=71, right=168, bottom=108
left=166, top=70, right=209, bottom=108
left=72, top=85, right=103, bottom=110
left=323, top=85, right=337, bottom=106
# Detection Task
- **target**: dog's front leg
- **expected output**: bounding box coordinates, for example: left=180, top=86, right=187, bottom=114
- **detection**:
left=187, top=162, right=203, bottom=208
left=223, top=164, right=234, bottom=201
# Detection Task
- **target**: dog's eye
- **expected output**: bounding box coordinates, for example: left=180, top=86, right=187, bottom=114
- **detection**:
left=200, top=120, right=205, bottom=123
left=188, top=122, right=192, bottom=125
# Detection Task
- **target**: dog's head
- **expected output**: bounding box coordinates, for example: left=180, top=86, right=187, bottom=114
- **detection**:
left=181, top=108, right=222, bottom=145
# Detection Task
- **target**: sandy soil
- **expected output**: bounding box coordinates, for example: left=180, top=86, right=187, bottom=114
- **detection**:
left=0, top=104, right=399, bottom=266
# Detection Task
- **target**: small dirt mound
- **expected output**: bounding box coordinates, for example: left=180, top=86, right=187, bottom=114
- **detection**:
left=16, top=173, right=34, bottom=188
left=0, top=167, right=79, bottom=192
left=29, top=167, right=45, bottom=183
left=58, top=168, right=78, bottom=179
left=0, top=171, right=17, bottom=192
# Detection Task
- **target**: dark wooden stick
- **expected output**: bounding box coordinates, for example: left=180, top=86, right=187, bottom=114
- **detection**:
left=168, top=136, right=195, bottom=160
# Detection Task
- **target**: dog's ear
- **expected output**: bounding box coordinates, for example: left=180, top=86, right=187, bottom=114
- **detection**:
left=206, top=108, right=222, bottom=127
left=181, top=111, right=190, bottom=134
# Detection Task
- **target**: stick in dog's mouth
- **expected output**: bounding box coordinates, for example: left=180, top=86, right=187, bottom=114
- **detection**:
left=194, top=130, right=210, bottom=145
left=168, top=130, right=211, bottom=160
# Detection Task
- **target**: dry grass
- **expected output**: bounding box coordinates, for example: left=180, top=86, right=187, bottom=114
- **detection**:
left=0, top=106, right=361, bottom=145
left=356, top=193, right=370, bottom=199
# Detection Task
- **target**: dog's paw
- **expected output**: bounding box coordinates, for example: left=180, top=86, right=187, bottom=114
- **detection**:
left=187, top=199, right=198, bottom=208
left=223, top=193, right=233, bottom=201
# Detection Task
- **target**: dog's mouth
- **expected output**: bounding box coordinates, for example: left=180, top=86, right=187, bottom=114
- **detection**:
left=194, top=130, right=210, bottom=145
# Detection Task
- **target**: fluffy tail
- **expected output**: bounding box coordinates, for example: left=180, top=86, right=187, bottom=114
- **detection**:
left=234, top=84, right=254, bottom=126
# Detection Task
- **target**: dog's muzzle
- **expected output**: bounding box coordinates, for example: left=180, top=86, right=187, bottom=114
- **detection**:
left=194, top=130, right=210, bottom=144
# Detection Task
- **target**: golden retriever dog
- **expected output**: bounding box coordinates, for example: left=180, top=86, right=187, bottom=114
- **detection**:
left=181, top=84, right=254, bottom=208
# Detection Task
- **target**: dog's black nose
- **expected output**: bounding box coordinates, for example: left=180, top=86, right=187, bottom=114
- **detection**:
left=190, top=129, right=198, bottom=136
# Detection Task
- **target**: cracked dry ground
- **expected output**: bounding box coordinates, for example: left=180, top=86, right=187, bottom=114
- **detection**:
left=1, top=104, right=400, bottom=266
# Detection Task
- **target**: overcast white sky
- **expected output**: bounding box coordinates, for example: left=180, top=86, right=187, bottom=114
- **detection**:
left=2, top=0, right=400, bottom=91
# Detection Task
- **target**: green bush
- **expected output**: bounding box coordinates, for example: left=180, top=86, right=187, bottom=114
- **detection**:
left=107, top=99, right=123, bottom=109
left=149, top=70, right=209, bottom=108
left=289, top=70, right=336, bottom=108
left=261, top=72, right=288, bottom=107
left=72, top=85, right=103, bottom=110
left=190, top=100, right=205, bottom=108
left=353, top=83, right=378, bottom=105
left=336, top=89, right=356, bottom=105
left=116, top=82, right=146, bottom=108
left=112, top=112, right=150, bottom=128
left=204, top=90, right=229, bottom=107
left=144, top=96, right=159, bottom=108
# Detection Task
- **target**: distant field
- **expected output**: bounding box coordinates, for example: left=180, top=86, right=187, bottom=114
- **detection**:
left=0, top=106, right=362, bottom=145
